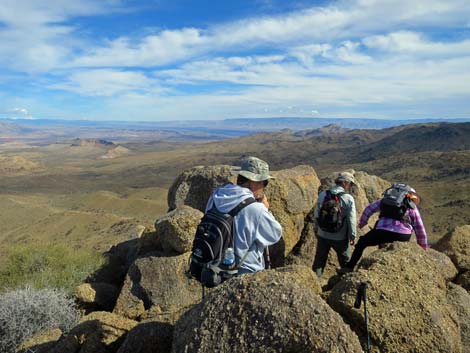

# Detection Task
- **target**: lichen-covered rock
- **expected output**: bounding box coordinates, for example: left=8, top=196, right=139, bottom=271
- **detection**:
left=435, top=225, right=470, bottom=272
left=113, top=253, right=201, bottom=320
left=447, top=283, right=470, bottom=353
left=117, top=312, right=178, bottom=353
left=74, top=282, right=120, bottom=311
left=168, top=165, right=235, bottom=211
left=153, top=205, right=203, bottom=254
left=17, top=328, right=62, bottom=353
left=265, top=165, right=320, bottom=266
left=50, top=311, right=137, bottom=353
left=354, top=171, right=391, bottom=204
left=427, top=248, right=458, bottom=282
left=172, top=265, right=362, bottom=353
left=328, top=242, right=461, bottom=353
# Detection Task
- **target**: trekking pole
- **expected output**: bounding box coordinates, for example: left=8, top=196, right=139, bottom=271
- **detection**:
left=354, top=282, right=371, bottom=353
left=265, top=246, right=271, bottom=269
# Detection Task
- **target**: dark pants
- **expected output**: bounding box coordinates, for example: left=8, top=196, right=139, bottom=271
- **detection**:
left=312, top=237, right=350, bottom=277
left=346, top=229, right=411, bottom=269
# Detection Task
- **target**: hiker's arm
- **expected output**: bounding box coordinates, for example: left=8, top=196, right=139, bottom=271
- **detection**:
left=346, top=196, right=357, bottom=242
left=313, top=191, right=325, bottom=220
left=255, top=207, right=282, bottom=247
left=410, top=208, right=429, bottom=250
left=358, top=200, right=381, bottom=228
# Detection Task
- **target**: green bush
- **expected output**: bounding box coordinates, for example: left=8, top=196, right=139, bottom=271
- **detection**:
left=0, top=244, right=104, bottom=293
left=0, top=286, right=79, bottom=353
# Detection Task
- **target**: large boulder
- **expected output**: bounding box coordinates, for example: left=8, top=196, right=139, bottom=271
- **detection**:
left=354, top=171, right=391, bottom=204
left=447, top=283, right=470, bottom=353
left=172, top=265, right=362, bottom=353
left=328, top=242, right=461, bottom=353
left=74, top=282, right=120, bottom=312
left=265, top=165, right=320, bottom=265
left=113, top=253, right=201, bottom=320
left=427, top=248, right=459, bottom=282
left=435, top=225, right=470, bottom=272
left=168, top=165, right=235, bottom=211
left=50, top=311, right=137, bottom=353
left=117, top=311, right=178, bottom=353
left=18, top=328, right=62, bottom=353
left=153, top=206, right=203, bottom=254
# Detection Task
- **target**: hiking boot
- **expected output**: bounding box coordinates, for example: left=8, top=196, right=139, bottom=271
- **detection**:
left=337, top=267, right=353, bottom=275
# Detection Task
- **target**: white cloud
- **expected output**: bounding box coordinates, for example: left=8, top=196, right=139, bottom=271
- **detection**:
left=63, top=0, right=470, bottom=69
left=158, top=55, right=288, bottom=85
left=0, top=0, right=122, bottom=71
left=1, top=0, right=470, bottom=120
left=72, top=28, right=208, bottom=68
left=363, top=31, right=470, bottom=57
left=50, top=69, right=161, bottom=96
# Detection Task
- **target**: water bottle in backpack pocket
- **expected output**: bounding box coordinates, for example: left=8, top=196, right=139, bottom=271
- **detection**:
left=188, top=197, right=256, bottom=288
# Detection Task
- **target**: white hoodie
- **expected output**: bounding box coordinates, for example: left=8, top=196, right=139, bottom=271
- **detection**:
left=206, top=183, right=282, bottom=273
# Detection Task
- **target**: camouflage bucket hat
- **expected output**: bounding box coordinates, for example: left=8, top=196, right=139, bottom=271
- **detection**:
left=233, top=156, right=274, bottom=182
left=336, top=171, right=357, bottom=186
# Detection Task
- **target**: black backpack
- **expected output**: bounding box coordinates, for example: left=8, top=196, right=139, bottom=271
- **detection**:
left=317, top=190, right=345, bottom=233
left=380, top=183, right=415, bottom=221
left=189, top=197, right=256, bottom=288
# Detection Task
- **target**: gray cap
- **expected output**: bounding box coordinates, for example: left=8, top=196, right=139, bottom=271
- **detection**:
left=233, top=156, right=274, bottom=182
left=335, top=171, right=357, bottom=185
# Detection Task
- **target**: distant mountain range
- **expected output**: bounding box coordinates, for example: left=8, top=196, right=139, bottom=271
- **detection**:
left=1, top=117, right=469, bottom=142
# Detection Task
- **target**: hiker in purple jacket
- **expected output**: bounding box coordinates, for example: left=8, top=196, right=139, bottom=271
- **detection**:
left=339, top=184, right=429, bottom=272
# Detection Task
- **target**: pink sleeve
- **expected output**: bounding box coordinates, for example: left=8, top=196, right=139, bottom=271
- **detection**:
left=359, top=200, right=381, bottom=228
left=410, top=207, right=429, bottom=250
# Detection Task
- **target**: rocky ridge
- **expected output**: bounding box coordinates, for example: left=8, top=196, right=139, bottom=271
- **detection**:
left=21, top=163, right=470, bottom=353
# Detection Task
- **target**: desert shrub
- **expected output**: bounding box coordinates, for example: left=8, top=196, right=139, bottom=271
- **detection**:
left=0, top=243, right=104, bottom=293
left=0, top=286, right=79, bottom=353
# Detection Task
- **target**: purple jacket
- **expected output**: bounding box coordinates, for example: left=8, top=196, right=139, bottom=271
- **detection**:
left=359, top=199, right=429, bottom=250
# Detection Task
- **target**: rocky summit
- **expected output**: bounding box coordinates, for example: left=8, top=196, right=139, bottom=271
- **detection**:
left=328, top=242, right=462, bottom=353
left=23, top=163, right=470, bottom=353
left=172, top=266, right=362, bottom=353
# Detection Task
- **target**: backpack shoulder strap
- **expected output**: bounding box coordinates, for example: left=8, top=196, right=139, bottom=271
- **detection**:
left=321, top=190, right=331, bottom=203
left=228, top=197, right=256, bottom=217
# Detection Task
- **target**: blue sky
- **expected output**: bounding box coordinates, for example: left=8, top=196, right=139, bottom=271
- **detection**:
left=0, top=0, right=469, bottom=121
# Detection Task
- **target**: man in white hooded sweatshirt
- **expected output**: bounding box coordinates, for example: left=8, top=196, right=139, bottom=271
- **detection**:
left=205, top=156, right=283, bottom=274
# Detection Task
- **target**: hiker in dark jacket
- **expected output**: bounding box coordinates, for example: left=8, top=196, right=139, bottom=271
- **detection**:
left=339, top=184, right=428, bottom=273
left=312, top=172, right=357, bottom=277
